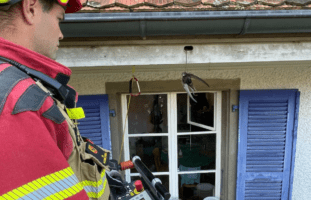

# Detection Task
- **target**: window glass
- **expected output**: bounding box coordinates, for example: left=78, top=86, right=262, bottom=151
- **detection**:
left=178, top=134, right=216, bottom=171
left=177, top=93, right=214, bottom=132
left=179, top=173, right=215, bottom=200
left=128, top=94, right=168, bottom=134
left=129, top=136, right=169, bottom=173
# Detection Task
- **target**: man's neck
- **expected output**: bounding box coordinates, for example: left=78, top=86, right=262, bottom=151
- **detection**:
left=0, top=23, right=34, bottom=53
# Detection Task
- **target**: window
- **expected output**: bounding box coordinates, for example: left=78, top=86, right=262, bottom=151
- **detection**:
left=122, top=91, right=222, bottom=199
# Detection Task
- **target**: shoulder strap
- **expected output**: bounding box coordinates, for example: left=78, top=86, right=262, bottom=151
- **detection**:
left=0, top=56, right=76, bottom=108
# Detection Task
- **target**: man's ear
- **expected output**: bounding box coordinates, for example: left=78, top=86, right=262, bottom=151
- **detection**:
left=22, top=0, right=41, bottom=25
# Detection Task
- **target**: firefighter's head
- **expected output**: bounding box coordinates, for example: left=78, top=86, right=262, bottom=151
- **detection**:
left=0, top=0, right=81, bottom=60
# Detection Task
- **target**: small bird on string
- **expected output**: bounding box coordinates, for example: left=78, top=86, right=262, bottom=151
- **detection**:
left=182, top=72, right=210, bottom=103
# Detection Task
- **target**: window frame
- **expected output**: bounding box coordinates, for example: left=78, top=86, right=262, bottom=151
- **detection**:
left=121, top=91, right=222, bottom=199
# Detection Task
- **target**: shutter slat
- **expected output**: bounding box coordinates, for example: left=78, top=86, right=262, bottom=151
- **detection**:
left=249, top=103, right=288, bottom=107
left=79, top=117, right=101, bottom=122
left=245, top=198, right=280, bottom=200
left=246, top=165, right=284, bottom=169
left=78, top=133, right=102, bottom=138
left=80, top=129, right=102, bottom=134
left=247, top=161, right=284, bottom=165
left=248, top=111, right=288, bottom=115
left=248, top=139, right=285, bottom=142
left=248, top=123, right=287, bottom=127
left=247, top=150, right=285, bottom=153
left=83, top=108, right=100, bottom=113
left=84, top=113, right=100, bottom=118
left=247, top=146, right=285, bottom=150
left=247, top=142, right=285, bottom=146
left=248, top=127, right=286, bottom=131
left=247, top=157, right=284, bottom=161
left=246, top=187, right=282, bottom=190
left=248, top=115, right=287, bottom=119
left=249, top=107, right=287, bottom=111
left=248, top=131, right=286, bottom=135
left=79, top=121, right=101, bottom=126
left=79, top=125, right=101, bottom=130
left=248, top=119, right=287, bottom=123
left=248, top=135, right=285, bottom=139
left=246, top=192, right=281, bottom=195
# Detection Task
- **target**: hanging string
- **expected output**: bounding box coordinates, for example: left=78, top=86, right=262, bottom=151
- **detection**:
left=119, top=67, right=141, bottom=163
left=185, top=50, right=188, bottom=72
left=119, top=93, right=132, bottom=163
left=185, top=50, right=192, bottom=148
left=118, top=67, right=135, bottom=163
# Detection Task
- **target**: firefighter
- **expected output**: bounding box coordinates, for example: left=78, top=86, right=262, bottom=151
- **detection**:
left=0, top=0, right=110, bottom=199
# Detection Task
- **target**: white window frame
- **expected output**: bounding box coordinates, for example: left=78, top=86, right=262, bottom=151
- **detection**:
left=121, top=91, right=222, bottom=199
left=187, top=92, right=217, bottom=131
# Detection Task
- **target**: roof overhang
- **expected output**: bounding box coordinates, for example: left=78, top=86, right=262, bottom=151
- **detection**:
left=61, top=10, right=311, bottom=38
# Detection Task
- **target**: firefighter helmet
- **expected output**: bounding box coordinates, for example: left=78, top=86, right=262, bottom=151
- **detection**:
left=0, top=0, right=82, bottom=13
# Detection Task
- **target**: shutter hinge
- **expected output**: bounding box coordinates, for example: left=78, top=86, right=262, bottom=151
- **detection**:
left=232, top=105, right=239, bottom=112
left=109, top=109, right=116, bottom=117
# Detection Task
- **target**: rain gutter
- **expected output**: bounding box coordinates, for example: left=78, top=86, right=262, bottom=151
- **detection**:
left=61, top=10, right=311, bottom=38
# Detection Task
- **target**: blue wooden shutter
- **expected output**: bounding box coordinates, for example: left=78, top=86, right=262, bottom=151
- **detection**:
left=236, top=90, right=299, bottom=200
left=76, top=95, right=111, bottom=151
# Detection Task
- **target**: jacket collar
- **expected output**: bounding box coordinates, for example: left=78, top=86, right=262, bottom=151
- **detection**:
left=0, top=37, right=71, bottom=83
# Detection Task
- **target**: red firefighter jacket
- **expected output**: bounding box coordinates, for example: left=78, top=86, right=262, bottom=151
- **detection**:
left=0, top=37, right=89, bottom=199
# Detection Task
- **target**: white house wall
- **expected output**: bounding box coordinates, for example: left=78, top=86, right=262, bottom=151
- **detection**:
left=58, top=42, right=311, bottom=200
left=57, top=42, right=311, bottom=67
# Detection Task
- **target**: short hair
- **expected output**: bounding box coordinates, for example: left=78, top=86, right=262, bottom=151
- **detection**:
left=0, top=0, right=55, bottom=30
left=39, top=0, right=56, bottom=13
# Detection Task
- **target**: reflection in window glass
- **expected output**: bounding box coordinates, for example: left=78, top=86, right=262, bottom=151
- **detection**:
left=177, top=93, right=214, bottom=132
left=128, top=94, right=168, bottom=134
left=178, top=135, right=216, bottom=171
left=129, top=136, right=169, bottom=173
left=179, top=173, right=215, bottom=200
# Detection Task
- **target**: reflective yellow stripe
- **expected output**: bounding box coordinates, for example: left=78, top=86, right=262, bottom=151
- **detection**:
left=59, top=0, right=68, bottom=3
left=0, top=167, right=82, bottom=200
left=22, top=184, right=35, bottom=194
left=57, top=0, right=69, bottom=5
left=86, top=178, right=108, bottom=198
left=50, top=173, right=62, bottom=182
left=49, top=192, right=63, bottom=200
left=83, top=170, right=108, bottom=198
left=0, top=0, right=10, bottom=3
left=6, top=192, right=18, bottom=200
left=27, top=182, right=38, bottom=192
left=11, top=189, right=25, bottom=198
left=43, top=182, right=84, bottom=200
left=65, top=167, right=75, bottom=176
left=16, top=187, right=28, bottom=196
left=2, top=194, right=13, bottom=200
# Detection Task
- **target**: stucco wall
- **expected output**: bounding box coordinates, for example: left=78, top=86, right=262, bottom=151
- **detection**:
left=68, top=65, right=311, bottom=200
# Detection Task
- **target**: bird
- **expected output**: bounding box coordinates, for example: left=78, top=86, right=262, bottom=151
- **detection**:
left=182, top=72, right=209, bottom=103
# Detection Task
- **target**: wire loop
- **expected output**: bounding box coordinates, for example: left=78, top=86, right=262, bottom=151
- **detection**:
left=129, top=76, right=141, bottom=97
